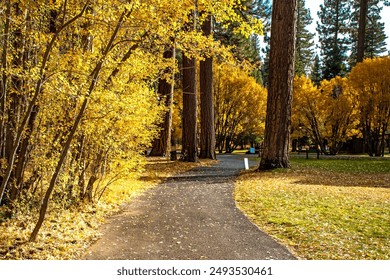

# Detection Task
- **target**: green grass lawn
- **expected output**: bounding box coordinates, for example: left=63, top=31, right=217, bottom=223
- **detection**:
left=291, top=156, right=390, bottom=174
left=235, top=156, right=390, bottom=260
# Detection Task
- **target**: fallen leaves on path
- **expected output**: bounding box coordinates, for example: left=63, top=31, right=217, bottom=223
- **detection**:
left=0, top=157, right=215, bottom=260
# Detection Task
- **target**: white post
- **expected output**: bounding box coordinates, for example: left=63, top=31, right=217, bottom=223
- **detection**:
left=244, top=158, right=249, bottom=170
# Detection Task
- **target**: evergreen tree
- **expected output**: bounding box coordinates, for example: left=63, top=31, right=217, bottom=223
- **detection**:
left=199, top=15, right=216, bottom=160
left=311, top=55, right=322, bottom=85
left=214, top=1, right=263, bottom=80
left=215, top=1, right=261, bottom=63
left=350, top=0, right=387, bottom=67
left=317, top=0, right=351, bottom=80
left=255, top=0, right=272, bottom=86
left=295, top=0, right=315, bottom=76
left=365, top=1, right=387, bottom=57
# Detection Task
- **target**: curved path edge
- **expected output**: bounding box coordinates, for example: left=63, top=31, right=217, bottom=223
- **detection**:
left=84, top=154, right=296, bottom=260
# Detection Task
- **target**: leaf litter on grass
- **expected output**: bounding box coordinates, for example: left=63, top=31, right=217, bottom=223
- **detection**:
left=235, top=158, right=390, bottom=259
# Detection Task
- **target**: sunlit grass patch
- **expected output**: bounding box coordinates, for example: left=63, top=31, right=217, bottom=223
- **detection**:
left=291, top=156, right=390, bottom=174
left=235, top=158, right=390, bottom=260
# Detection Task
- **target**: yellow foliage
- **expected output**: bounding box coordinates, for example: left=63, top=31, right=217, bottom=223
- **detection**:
left=292, top=75, right=323, bottom=131
left=319, top=76, right=360, bottom=148
left=294, top=57, right=390, bottom=155
left=0, top=0, right=264, bottom=246
left=349, top=57, right=390, bottom=155
left=214, top=62, right=267, bottom=152
left=293, top=76, right=359, bottom=154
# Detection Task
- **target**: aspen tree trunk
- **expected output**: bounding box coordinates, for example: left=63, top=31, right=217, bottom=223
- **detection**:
left=0, top=4, right=89, bottom=206
left=11, top=7, right=45, bottom=203
left=199, top=15, right=216, bottom=160
left=2, top=2, right=26, bottom=206
left=357, top=0, right=368, bottom=63
left=0, top=0, right=11, bottom=161
left=258, top=0, right=298, bottom=170
left=149, top=47, right=175, bottom=157
left=30, top=7, right=127, bottom=242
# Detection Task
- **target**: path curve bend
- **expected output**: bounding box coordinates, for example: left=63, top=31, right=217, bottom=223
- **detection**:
left=84, top=154, right=296, bottom=260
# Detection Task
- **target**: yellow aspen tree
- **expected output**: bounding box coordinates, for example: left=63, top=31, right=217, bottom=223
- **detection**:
left=292, top=76, right=327, bottom=152
left=319, top=77, right=360, bottom=155
left=293, top=76, right=359, bottom=155
left=0, top=1, right=90, bottom=206
left=30, top=4, right=132, bottom=242
left=214, top=62, right=267, bottom=153
left=349, top=57, right=390, bottom=156
left=0, top=0, right=265, bottom=243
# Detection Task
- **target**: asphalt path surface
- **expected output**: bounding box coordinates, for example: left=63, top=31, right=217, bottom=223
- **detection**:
left=84, top=154, right=296, bottom=260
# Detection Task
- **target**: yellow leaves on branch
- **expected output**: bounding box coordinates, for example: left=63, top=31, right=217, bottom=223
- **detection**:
left=293, top=75, right=359, bottom=153
left=214, top=62, right=267, bottom=151
left=349, top=57, right=390, bottom=132
left=293, top=56, right=390, bottom=154
left=0, top=0, right=266, bottom=248
left=1, top=0, right=265, bottom=205
left=199, top=0, right=263, bottom=37
left=319, top=76, right=360, bottom=142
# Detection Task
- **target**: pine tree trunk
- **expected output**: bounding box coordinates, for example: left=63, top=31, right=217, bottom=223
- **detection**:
left=357, top=0, right=368, bottom=63
left=149, top=47, right=175, bottom=157
left=199, top=16, right=216, bottom=160
left=258, top=0, right=298, bottom=170
left=181, top=54, right=199, bottom=162
left=181, top=7, right=198, bottom=163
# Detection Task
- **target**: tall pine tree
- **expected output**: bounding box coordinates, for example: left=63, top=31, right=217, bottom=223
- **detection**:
left=363, top=1, right=387, bottom=57
left=214, top=0, right=269, bottom=83
left=258, top=0, right=315, bottom=81
left=181, top=7, right=198, bottom=163
left=311, top=55, right=322, bottom=85
left=295, top=0, right=315, bottom=76
left=317, top=0, right=351, bottom=80
left=214, top=0, right=263, bottom=73
left=199, top=15, right=216, bottom=160
left=255, top=0, right=272, bottom=86
left=349, top=0, right=387, bottom=67
left=258, top=0, right=298, bottom=170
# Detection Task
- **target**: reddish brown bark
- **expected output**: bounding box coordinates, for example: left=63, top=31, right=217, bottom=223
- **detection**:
left=357, top=0, right=368, bottom=63
left=199, top=16, right=216, bottom=160
left=258, top=0, right=298, bottom=170
left=181, top=54, right=198, bottom=163
left=149, top=47, right=175, bottom=157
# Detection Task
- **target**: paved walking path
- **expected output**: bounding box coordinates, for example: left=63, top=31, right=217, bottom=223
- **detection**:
left=84, top=154, right=296, bottom=260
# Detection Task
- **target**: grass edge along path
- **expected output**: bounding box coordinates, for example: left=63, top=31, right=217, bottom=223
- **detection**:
left=0, top=158, right=214, bottom=260
left=234, top=157, right=390, bottom=260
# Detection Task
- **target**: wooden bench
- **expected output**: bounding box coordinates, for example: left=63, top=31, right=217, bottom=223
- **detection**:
left=297, top=148, right=320, bottom=159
